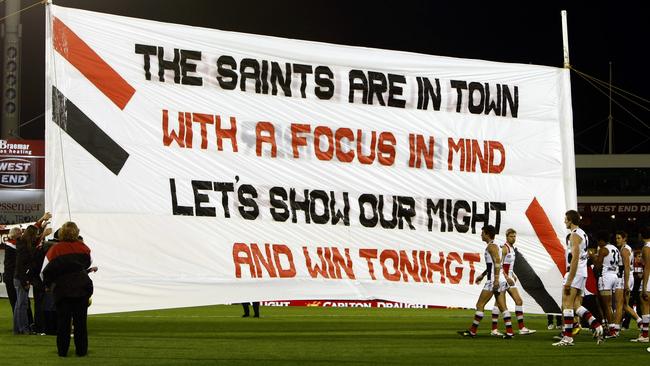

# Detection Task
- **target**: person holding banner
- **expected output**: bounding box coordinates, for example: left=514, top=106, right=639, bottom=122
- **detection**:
left=458, top=225, right=513, bottom=339
left=3, top=227, right=21, bottom=317
left=241, top=302, right=260, bottom=318
left=42, top=221, right=94, bottom=357
left=552, top=210, right=604, bottom=347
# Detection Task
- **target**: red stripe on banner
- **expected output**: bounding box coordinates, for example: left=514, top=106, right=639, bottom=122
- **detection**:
left=53, top=17, right=135, bottom=110
left=525, top=197, right=566, bottom=275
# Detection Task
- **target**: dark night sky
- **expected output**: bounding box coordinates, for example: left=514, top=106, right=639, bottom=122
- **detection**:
left=5, top=0, right=650, bottom=154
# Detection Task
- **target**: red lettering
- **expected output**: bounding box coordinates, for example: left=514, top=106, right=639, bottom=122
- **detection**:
left=192, top=113, right=213, bottom=150
left=272, top=244, right=296, bottom=278
left=215, top=115, right=238, bottom=152
left=334, top=128, right=355, bottom=162
left=356, top=129, right=376, bottom=165
left=331, top=248, right=355, bottom=280
left=399, top=250, right=421, bottom=282
left=162, top=109, right=185, bottom=147
left=488, top=141, right=505, bottom=173
left=256, top=121, right=277, bottom=157
left=408, top=134, right=435, bottom=169
left=313, top=126, right=334, bottom=161
left=232, top=243, right=255, bottom=278
left=251, top=243, right=277, bottom=278
left=445, top=252, right=463, bottom=284
left=359, top=249, right=378, bottom=280
left=380, top=249, right=401, bottom=281
left=425, top=251, right=446, bottom=283
left=377, top=132, right=396, bottom=166
left=463, top=252, right=481, bottom=284
left=303, top=247, right=329, bottom=278
left=291, top=123, right=311, bottom=158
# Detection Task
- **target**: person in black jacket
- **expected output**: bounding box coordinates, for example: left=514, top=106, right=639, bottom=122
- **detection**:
left=42, top=221, right=94, bottom=357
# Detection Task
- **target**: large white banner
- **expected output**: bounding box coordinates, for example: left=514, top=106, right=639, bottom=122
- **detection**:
left=45, top=5, right=576, bottom=314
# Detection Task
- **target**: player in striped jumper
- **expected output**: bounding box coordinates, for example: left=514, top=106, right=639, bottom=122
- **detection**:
left=458, top=225, right=513, bottom=339
left=552, top=210, right=604, bottom=346
left=489, top=228, right=536, bottom=336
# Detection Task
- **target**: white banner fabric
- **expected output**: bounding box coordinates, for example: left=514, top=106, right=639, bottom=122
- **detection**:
left=45, top=5, right=576, bottom=314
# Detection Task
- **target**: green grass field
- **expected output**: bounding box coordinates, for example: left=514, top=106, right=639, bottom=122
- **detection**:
left=1, top=299, right=648, bottom=365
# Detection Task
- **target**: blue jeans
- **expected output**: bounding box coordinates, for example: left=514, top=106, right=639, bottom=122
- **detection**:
left=13, top=279, right=31, bottom=334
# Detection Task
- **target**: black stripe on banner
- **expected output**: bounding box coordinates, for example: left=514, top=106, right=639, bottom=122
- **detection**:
left=514, top=248, right=562, bottom=314
left=52, top=86, right=129, bottom=175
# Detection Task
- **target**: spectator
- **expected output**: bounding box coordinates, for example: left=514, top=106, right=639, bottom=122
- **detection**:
left=3, top=227, right=21, bottom=318
left=42, top=222, right=93, bottom=357
left=242, top=302, right=260, bottom=318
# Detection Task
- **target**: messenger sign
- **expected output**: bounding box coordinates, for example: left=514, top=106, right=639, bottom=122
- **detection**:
left=45, top=5, right=576, bottom=314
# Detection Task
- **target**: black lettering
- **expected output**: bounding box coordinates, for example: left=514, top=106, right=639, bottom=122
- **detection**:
left=452, top=200, right=471, bottom=233
left=180, top=50, right=203, bottom=86
left=330, top=191, right=350, bottom=226
left=271, top=62, right=292, bottom=96
left=358, top=194, right=378, bottom=227
left=213, top=182, right=234, bottom=218
left=426, top=198, right=445, bottom=232
left=468, top=82, right=484, bottom=114
left=269, top=187, right=289, bottom=222
left=216, top=55, right=238, bottom=90
left=484, top=83, right=501, bottom=116
left=471, top=201, right=490, bottom=234
left=237, top=184, right=259, bottom=220
left=290, top=188, right=310, bottom=224
left=293, top=64, right=313, bottom=98
left=193, top=180, right=215, bottom=217
left=379, top=195, right=397, bottom=229
left=315, top=66, right=334, bottom=100
left=450, top=80, right=468, bottom=113
left=502, top=85, right=519, bottom=118
left=348, top=70, right=368, bottom=104
left=309, top=190, right=329, bottom=224
left=135, top=44, right=157, bottom=81
left=157, top=47, right=180, bottom=83
left=368, top=71, right=387, bottom=106
left=490, top=201, right=506, bottom=232
left=169, top=178, right=193, bottom=216
left=397, top=196, right=416, bottom=230
left=417, top=77, right=441, bottom=110
left=240, top=58, right=261, bottom=93
left=387, top=74, right=406, bottom=108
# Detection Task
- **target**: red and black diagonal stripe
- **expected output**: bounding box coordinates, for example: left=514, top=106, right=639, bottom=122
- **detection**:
left=51, top=17, right=135, bottom=175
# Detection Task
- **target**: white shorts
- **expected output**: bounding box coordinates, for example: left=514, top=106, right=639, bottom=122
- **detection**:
left=562, top=273, right=586, bottom=293
left=615, top=277, right=633, bottom=291
left=598, top=273, right=618, bottom=292
left=483, top=279, right=509, bottom=293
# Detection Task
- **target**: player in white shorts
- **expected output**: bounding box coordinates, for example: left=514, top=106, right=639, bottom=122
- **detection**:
left=630, top=226, right=650, bottom=343
left=594, top=230, right=620, bottom=337
left=486, top=228, right=536, bottom=336
left=458, top=225, right=514, bottom=338
left=612, top=231, right=642, bottom=338
left=553, top=210, right=604, bottom=347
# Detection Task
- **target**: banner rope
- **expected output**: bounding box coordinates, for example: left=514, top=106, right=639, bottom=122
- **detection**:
left=46, top=3, right=73, bottom=221
left=569, top=66, right=650, bottom=131
left=0, top=0, right=46, bottom=23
